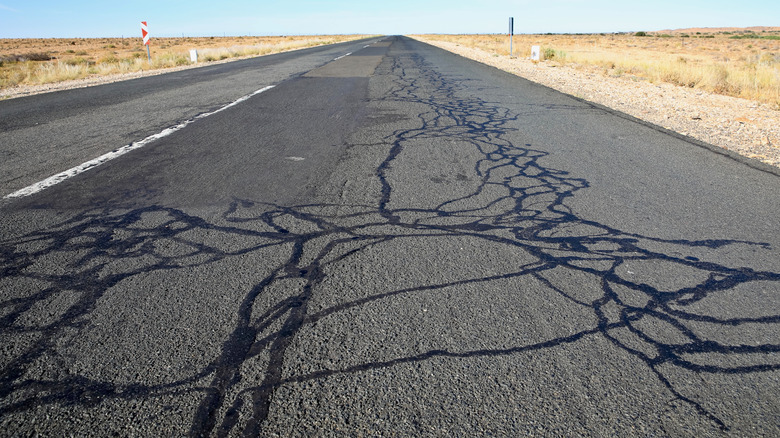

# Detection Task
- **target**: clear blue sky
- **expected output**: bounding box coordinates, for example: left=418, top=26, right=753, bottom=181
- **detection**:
left=1, top=0, right=778, bottom=38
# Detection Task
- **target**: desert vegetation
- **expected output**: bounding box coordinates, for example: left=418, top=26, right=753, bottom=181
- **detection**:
left=415, top=29, right=780, bottom=107
left=0, top=35, right=371, bottom=90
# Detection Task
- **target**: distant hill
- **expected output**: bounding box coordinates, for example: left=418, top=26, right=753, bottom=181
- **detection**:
left=654, top=26, right=780, bottom=34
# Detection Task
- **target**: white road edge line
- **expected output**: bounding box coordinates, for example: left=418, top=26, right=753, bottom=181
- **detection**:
left=333, top=52, right=352, bottom=61
left=4, top=85, right=276, bottom=199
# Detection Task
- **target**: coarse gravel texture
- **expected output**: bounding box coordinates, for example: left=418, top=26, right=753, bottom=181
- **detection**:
left=411, top=37, right=780, bottom=168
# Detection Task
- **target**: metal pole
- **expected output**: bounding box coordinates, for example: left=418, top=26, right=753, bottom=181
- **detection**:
left=509, top=17, right=514, bottom=57
left=141, top=22, right=151, bottom=62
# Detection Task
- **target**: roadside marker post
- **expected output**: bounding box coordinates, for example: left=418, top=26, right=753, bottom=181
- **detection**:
left=531, top=45, right=541, bottom=61
left=509, top=17, right=514, bottom=58
left=141, top=21, right=151, bottom=62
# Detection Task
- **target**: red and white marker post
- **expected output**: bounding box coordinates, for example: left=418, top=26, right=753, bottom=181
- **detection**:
left=141, top=21, right=151, bottom=62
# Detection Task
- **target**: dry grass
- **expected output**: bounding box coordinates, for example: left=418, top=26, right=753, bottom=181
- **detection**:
left=0, top=35, right=372, bottom=89
left=413, top=30, right=780, bottom=107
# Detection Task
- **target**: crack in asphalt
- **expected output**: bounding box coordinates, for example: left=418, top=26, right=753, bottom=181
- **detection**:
left=0, top=37, right=778, bottom=436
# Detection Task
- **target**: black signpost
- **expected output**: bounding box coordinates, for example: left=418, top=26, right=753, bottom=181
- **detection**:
left=509, top=17, right=514, bottom=57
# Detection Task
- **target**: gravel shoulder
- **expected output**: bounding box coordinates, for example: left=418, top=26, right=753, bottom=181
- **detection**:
left=411, top=37, right=780, bottom=169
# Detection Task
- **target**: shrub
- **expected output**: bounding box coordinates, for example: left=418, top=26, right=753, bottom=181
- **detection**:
left=22, top=52, right=52, bottom=61
left=97, top=54, right=119, bottom=64
left=64, top=57, right=90, bottom=66
left=635, top=31, right=648, bottom=37
left=0, top=53, right=52, bottom=63
left=731, top=34, right=780, bottom=40
left=542, top=47, right=566, bottom=61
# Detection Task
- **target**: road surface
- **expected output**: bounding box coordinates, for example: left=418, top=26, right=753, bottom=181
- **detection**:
left=1, top=36, right=779, bottom=436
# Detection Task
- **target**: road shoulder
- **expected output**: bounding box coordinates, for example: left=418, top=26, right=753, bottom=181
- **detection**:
left=410, top=36, right=780, bottom=169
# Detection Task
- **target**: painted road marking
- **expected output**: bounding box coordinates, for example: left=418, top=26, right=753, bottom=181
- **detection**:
left=333, top=52, right=352, bottom=61
left=5, top=86, right=276, bottom=199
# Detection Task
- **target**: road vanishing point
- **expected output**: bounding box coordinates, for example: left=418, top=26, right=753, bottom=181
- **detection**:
left=1, top=36, right=779, bottom=437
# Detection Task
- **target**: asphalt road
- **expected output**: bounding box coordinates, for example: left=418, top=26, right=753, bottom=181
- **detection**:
left=1, top=36, right=779, bottom=436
